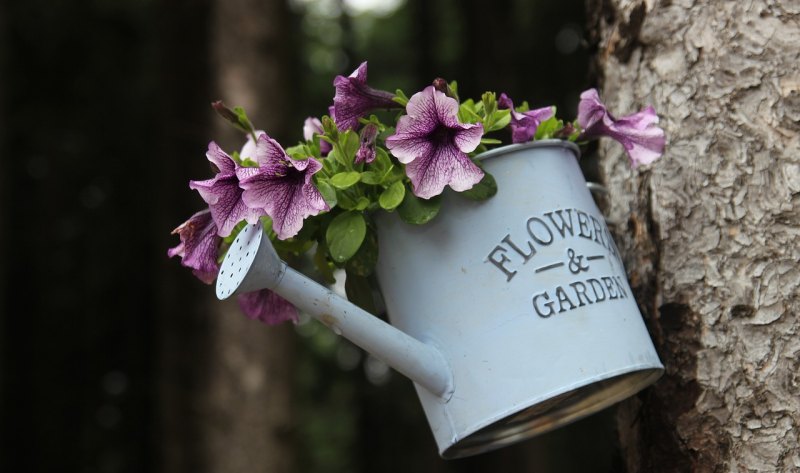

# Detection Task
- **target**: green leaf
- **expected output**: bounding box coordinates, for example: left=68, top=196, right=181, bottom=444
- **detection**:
left=481, top=91, right=498, bottom=117
left=373, top=147, right=393, bottom=172
left=326, top=211, right=367, bottom=263
left=313, top=242, right=336, bottom=284
left=360, top=171, right=382, bottom=185
left=448, top=80, right=459, bottom=99
left=346, top=227, right=378, bottom=277
left=316, top=179, right=337, bottom=208
left=342, top=130, right=360, bottom=161
left=458, top=99, right=481, bottom=124
left=479, top=138, right=502, bottom=145
left=222, top=220, right=250, bottom=245
left=393, top=89, right=409, bottom=107
left=397, top=190, right=442, bottom=225
left=460, top=171, right=498, bottom=201
left=211, top=101, right=257, bottom=138
left=321, top=115, right=338, bottom=139
left=336, top=191, right=359, bottom=210
left=344, top=271, right=378, bottom=313
left=240, top=157, right=258, bottom=167
left=486, top=109, right=511, bottom=132
left=272, top=236, right=314, bottom=255
left=354, top=197, right=370, bottom=211
left=232, top=107, right=257, bottom=137
left=379, top=180, right=405, bottom=210
left=330, top=171, right=361, bottom=189
left=385, top=164, right=405, bottom=184
left=285, top=143, right=306, bottom=156
left=535, top=115, right=563, bottom=140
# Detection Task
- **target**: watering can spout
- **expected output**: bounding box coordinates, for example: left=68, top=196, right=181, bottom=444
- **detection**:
left=216, top=223, right=454, bottom=399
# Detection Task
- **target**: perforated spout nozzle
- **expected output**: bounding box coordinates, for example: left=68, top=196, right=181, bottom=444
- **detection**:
left=216, top=222, right=284, bottom=300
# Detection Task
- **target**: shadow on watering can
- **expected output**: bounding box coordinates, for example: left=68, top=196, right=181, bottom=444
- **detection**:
left=216, top=140, right=663, bottom=459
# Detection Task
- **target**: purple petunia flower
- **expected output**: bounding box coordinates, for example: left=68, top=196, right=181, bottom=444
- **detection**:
left=167, top=209, right=221, bottom=284
left=238, top=288, right=299, bottom=325
left=236, top=134, right=329, bottom=240
left=189, top=142, right=264, bottom=237
left=303, top=117, right=332, bottom=156
left=385, top=86, right=484, bottom=199
left=332, top=61, right=401, bottom=131
left=355, top=123, right=378, bottom=164
left=239, top=130, right=266, bottom=162
left=577, top=88, right=666, bottom=168
left=498, top=93, right=554, bottom=143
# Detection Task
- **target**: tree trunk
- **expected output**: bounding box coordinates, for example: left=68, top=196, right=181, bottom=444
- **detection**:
left=157, top=0, right=296, bottom=472
left=202, top=1, right=298, bottom=472
left=589, top=1, right=800, bottom=471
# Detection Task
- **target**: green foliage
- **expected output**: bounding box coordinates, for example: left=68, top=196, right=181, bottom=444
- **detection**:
left=378, top=180, right=405, bottom=210
left=345, top=225, right=378, bottom=277
left=344, top=271, right=378, bottom=313
left=397, top=189, right=442, bottom=225
left=212, top=100, right=257, bottom=140
left=535, top=113, right=564, bottom=140
left=331, top=171, right=362, bottom=189
left=393, top=89, right=409, bottom=107
left=458, top=93, right=511, bottom=133
left=326, top=211, right=367, bottom=263
left=316, top=179, right=338, bottom=208
left=215, top=85, right=585, bottom=320
left=460, top=171, right=498, bottom=201
left=285, top=143, right=313, bottom=160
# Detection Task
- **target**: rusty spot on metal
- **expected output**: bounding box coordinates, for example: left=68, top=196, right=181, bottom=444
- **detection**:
left=320, top=313, right=338, bottom=328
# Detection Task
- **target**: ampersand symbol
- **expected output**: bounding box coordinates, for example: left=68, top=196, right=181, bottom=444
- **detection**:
left=567, top=248, right=589, bottom=274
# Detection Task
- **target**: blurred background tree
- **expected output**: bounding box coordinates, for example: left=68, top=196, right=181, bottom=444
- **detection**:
left=0, top=0, right=616, bottom=472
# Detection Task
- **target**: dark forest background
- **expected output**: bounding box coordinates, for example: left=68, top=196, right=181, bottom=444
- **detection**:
left=0, top=0, right=618, bottom=471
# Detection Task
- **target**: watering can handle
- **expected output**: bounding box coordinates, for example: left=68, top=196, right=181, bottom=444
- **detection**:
left=216, top=223, right=454, bottom=399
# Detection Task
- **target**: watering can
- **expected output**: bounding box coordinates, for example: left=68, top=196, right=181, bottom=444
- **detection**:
left=216, top=140, right=663, bottom=459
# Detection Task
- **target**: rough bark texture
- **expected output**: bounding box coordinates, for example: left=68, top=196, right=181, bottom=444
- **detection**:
left=589, top=1, right=800, bottom=471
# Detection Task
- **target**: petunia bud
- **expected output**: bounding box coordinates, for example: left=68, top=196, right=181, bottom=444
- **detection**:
left=212, top=100, right=256, bottom=138
left=432, top=78, right=458, bottom=100
left=355, top=123, right=379, bottom=164
left=555, top=122, right=576, bottom=139
left=212, top=100, right=237, bottom=122
left=332, top=62, right=401, bottom=131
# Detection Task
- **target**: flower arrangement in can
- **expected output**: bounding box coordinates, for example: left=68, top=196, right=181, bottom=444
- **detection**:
left=169, top=61, right=665, bottom=324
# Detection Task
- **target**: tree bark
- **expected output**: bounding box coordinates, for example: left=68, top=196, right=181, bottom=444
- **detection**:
left=202, top=0, right=298, bottom=472
left=157, top=1, right=296, bottom=472
left=589, top=1, right=800, bottom=471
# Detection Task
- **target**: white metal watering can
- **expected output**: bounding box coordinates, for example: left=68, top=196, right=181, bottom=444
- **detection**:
left=216, top=140, right=663, bottom=459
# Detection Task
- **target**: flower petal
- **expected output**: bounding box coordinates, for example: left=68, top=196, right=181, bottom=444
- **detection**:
left=453, top=122, right=484, bottom=153
left=385, top=133, right=433, bottom=164
left=167, top=209, right=220, bottom=284
left=577, top=88, right=607, bottom=130
left=255, top=133, right=292, bottom=172
left=238, top=289, right=298, bottom=325
left=577, top=89, right=666, bottom=168
left=405, top=141, right=484, bottom=199
left=239, top=153, right=328, bottom=240
left=498, top=94, right=554, bottom=143
left=303, top=117, right=332, bottom=156
left=303, top=117, right=323, bottom=141
left=239, top=130, right=267, bottom=161
left=332, top=61, right=399, bottom=131
left=190, top=173, right=262, bottom=237
left=206, top=141, right=236, bottom=174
